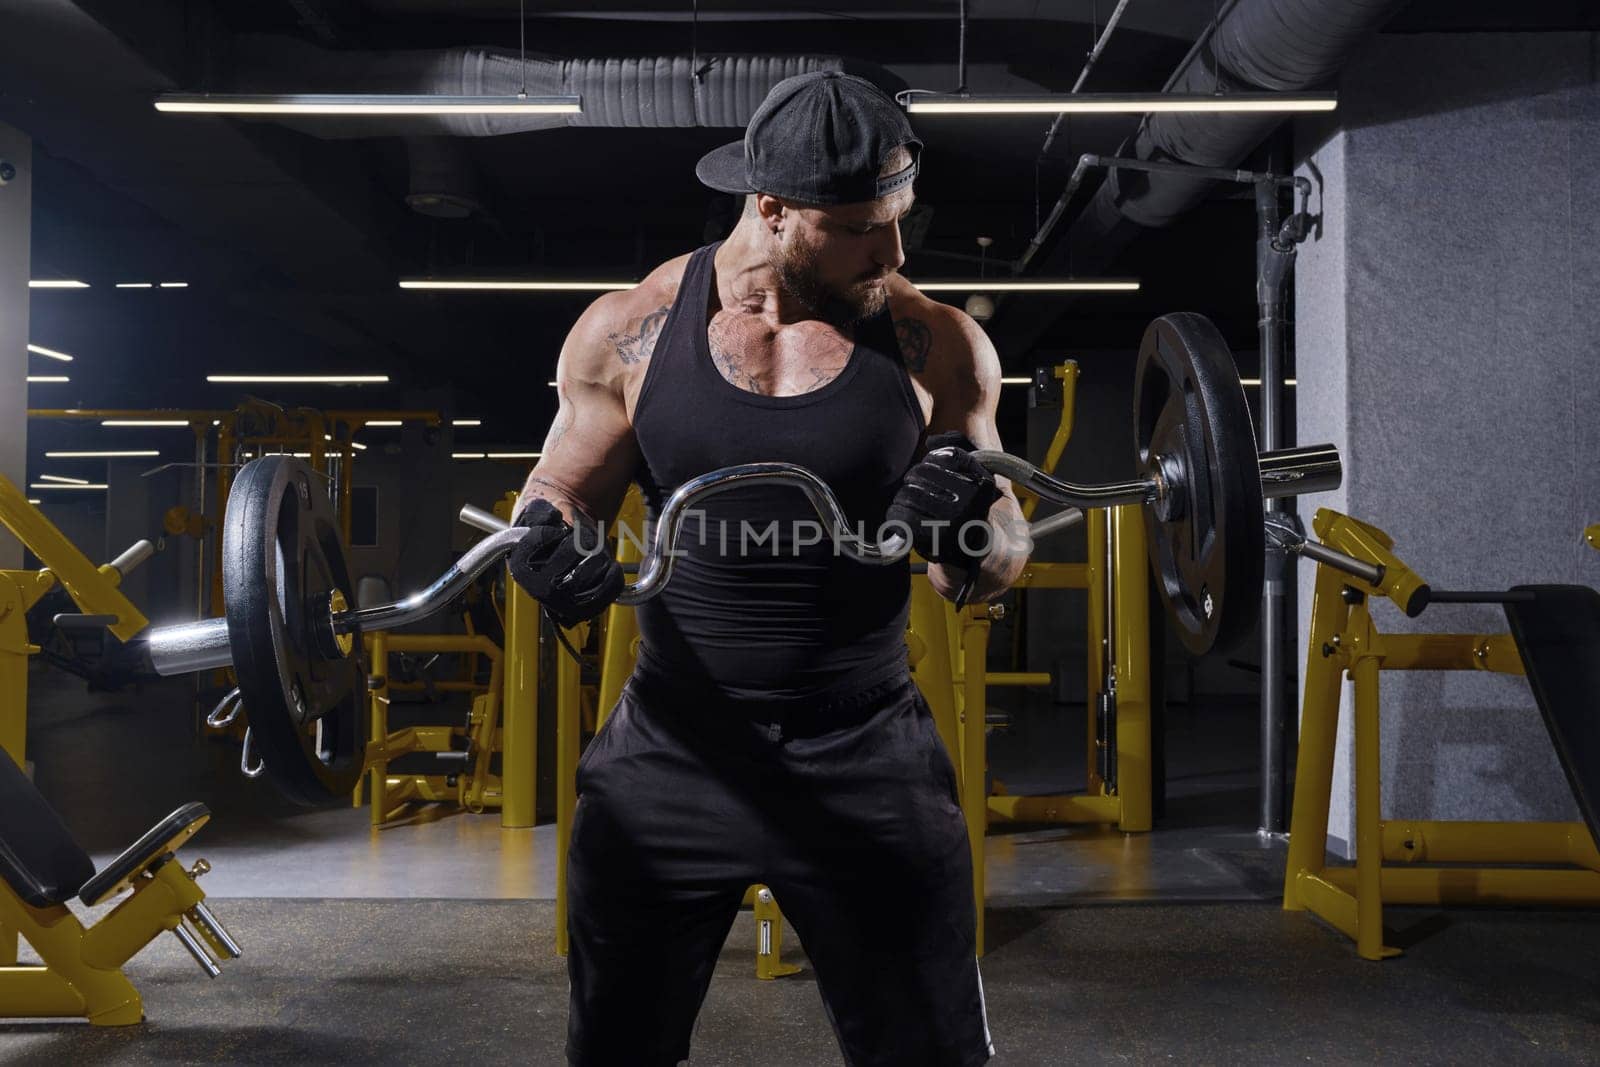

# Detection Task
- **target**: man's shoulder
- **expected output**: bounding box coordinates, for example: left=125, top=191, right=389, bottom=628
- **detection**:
left=885, top=280, right=989, bottom=376
left=584, top=252, right=694, bottom=331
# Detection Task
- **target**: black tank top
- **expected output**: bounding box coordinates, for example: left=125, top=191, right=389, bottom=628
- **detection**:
left=631, top=241, right=926, bottom=703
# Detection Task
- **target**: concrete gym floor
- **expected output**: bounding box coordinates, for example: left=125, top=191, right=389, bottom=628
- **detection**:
left=7, top=665, right=1600, bottom=1064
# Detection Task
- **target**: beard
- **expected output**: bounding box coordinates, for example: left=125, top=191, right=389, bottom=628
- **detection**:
left=770, top=233, right=889, bottom=328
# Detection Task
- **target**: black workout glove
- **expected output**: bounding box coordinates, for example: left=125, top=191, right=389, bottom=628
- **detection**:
left=506, top=499, right=625, bottom=630
left=886, top=431, right=1002, bottom=570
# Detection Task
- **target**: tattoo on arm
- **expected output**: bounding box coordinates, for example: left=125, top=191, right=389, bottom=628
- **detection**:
left=545, top=407, right=574, bottom=451
left=894, top=317, right=932, bottom=373
left=608, top=305, right=670, bottom=365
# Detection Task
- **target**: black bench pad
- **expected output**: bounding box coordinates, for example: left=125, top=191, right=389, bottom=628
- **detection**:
left=0, top=747, right=94, bottom=908
left=1504, top=584, right=1600, bottom=848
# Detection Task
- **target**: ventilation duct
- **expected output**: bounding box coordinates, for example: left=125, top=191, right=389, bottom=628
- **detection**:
left=1031, top=0, right=1408, bottom=286
left=230, top=36, right=900, bottom=138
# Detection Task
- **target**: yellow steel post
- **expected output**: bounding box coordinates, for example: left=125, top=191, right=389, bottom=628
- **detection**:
left=1281, top=565, right=1353, bottom=910
left=554, top=619, right=586, bottom=957
left=958, top=606, right=990, bottom=956
left=1111, top=506, right=1152, bottom=832
left=753, top=886, right=802, bottom=979
left=0, top=476, right=148, bottom=642
left=909, top=573, right=961, bottom=765
left=1018, top=362, right=1079, bottom=523
left=1351, top=654, right=1398, bottom=960
left=1085, top=508, right=1108, bottom=796
left=501, top=580, right=540, bottom=828
left=367, top=631, right=390, bottom=825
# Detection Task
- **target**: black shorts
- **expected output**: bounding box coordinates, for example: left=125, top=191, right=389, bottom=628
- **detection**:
left=565, top=670, right=994, bottom=1067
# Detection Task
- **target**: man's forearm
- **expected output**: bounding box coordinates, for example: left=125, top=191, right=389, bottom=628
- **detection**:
left=927, top=492, right=1032, bottom=603
left=517, top=470, right=588, bottom=526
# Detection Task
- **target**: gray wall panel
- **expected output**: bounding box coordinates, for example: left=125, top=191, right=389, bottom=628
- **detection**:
left=1295, top=34, right=1599, bottom=855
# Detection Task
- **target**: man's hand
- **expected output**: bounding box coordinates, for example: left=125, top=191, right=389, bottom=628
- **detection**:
left=506, top=499, right=625, bottom=629
left=887, top=432, right=1002, bottom=571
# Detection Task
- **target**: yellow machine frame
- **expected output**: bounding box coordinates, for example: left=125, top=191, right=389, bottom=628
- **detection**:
left=0, top=476, right=228, bottom=1024
left=362, top=631, right=506, bottom=824
left=1281, top=509, right=1600, bottom=960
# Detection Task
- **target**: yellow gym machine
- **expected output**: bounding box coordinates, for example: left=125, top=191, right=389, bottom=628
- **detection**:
left=1280, top=509, right=1600, bottom=959
left=0, top=475, right=238, bottom=1023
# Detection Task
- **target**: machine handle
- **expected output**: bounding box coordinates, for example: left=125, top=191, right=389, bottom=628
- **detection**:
left=108, top=539, right=157, bottom=577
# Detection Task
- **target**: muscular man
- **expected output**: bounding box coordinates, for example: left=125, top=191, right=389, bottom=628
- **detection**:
left=507, top=71, right=1030, bottom=1066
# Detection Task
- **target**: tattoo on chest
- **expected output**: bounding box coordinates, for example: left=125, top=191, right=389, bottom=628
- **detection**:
left=894, top=317, right=932, bottom=373
left=707, top=313, right=855, bottom=396
left=609, top=305, right=670, bottom=365
left=706, top=316, right=768, bottom=393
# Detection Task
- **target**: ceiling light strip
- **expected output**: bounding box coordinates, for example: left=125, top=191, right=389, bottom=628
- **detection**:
left=206, top=375, right=389, bottom=384
left=906, top=92, right=1338, bottom=115
left=155, top=93, right=582, bottom=116
left=46, top=450, right=161, bottom=458
left=404, top=279, right=1139, bottom=293
left=27, top=344, right=74, bottom=362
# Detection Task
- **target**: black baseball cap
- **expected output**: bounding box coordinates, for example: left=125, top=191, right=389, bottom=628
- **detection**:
left=696, top=71, right=922, bottom=205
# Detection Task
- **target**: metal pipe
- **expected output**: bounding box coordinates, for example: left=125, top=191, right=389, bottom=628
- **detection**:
left=1039, top=0, right=1139, bottom=158
left=108, top=539, right=156, bottom=577
left=1255, top=172, right=1297, bottom=838
left=147, top=617, right=234, bottom=675
left=171, top=924, right=221, bottom=978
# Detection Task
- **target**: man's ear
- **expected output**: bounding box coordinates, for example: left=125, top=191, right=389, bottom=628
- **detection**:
left=756, top=193, right=785, bottom=233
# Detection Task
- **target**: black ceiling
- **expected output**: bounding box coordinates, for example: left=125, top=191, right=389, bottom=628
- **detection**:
left=4, top=0, right=1596, bottom=454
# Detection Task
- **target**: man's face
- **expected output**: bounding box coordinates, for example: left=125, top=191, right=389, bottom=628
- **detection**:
left=766, top=188, right=915, bottom=325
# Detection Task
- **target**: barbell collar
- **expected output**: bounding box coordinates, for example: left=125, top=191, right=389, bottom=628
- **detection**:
left=108, top=538, right=157, bottom=577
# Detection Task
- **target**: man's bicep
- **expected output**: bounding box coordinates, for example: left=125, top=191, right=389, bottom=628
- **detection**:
left=518, top=311, right=640, bottom=522
left=926, top=312, right=1005, bottom=451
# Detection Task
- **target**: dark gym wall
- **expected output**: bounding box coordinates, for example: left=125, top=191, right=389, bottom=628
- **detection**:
left=1294, top=32, right=1600, bottom=854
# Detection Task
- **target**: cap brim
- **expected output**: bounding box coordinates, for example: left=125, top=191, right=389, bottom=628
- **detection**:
left=695, top=140, right=751, bottom=194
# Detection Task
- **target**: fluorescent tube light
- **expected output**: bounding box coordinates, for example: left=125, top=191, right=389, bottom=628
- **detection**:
left=29, top=280, right=89, bottom=289
left=116, top=283, right=153, bottom=289
left=905, top=93, right=1338, bottom=115
left=913, top=279, right=1139, bottom=292
left=156, top=93, right=582, bottom=116
left=101, top=420, right=191, bottom=427
left=46, top=450, right=160, bottom=458
left=487, top=452, right=542, bottom=460
left=400, top=279, right=636, bottom=292
left=27, top=499, right=42, bottom=505
left=451, top=419, right=482, bottom=427
left=1240, top=378, right=1298, bottom=386
left=27, top=344, right=74, bottom=362
left=160, top=282, right=189, bottom=289
left=452, top=452, right=486, bottom=460
left=27, top=376, right=69, bottom=383
left=39, top=474, right=90, bottom=485
left=206, top=375, right=389, bottom=384
left=30, top=482, right=109, bottom=490
left=365, top=420, right=403, bottom=427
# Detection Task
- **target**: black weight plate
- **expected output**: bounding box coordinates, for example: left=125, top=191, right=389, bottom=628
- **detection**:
left=1134, top=314, right=1264, bottom=656
left=223, top=457, right=365, bottom=805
